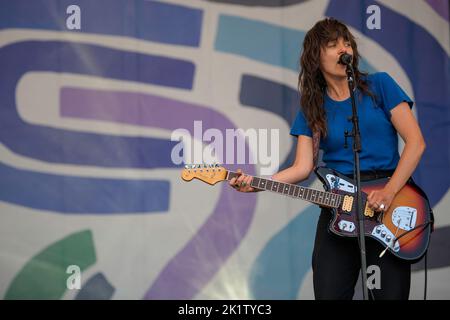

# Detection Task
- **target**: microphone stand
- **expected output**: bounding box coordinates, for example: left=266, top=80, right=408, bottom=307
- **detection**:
left=344, top=63, right=369, bottom=300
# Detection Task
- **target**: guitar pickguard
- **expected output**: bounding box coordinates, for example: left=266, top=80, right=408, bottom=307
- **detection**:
left=325, top=174, right=356, bottom=193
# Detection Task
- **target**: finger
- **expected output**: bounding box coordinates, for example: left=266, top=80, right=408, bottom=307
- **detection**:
left=237, top=175, right=246, bottom=184
left=229, top=177, right=236, bottom=186
left=367, top=190, right=375, bottom=201
left=369, top=200, right=379, bottom=209
left=378, top=201, right=388, bottom=211
left=230, top=183, right=240, bottom=190
left=233, top=170, right=242, bottom=182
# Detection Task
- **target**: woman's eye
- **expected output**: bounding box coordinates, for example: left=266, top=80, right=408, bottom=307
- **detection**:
left=344, top=42, right=351, bottom=47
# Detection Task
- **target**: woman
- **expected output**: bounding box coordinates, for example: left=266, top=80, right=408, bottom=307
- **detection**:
left=229, top=18, right=426, bottom=300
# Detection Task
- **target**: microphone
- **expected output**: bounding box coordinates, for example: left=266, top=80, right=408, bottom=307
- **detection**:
left=338, top=53, right=353, bottom=65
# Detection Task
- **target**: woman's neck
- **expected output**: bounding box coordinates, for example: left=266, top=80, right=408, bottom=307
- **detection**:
left=325, top=76, right=350, bottom=101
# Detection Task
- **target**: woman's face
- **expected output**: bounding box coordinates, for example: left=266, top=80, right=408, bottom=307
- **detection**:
left=319, top=37, right=353, bottom=79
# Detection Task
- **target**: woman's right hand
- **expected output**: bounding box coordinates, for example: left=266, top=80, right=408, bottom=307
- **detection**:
left=229, top=169, right=260, bottom=192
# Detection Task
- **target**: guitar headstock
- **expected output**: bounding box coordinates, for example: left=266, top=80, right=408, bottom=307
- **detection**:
left=181, top=164, right=228, bottom=185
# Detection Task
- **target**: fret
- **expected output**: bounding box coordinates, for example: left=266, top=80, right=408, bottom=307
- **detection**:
left=330, top=194, right=336, bottom=206
left=335, top=194, right=342, bottom=206
left=272, top=181, right=279, bottom=192
left=253, top=177, right=260, bottom=188
left=325, top=193, right=330, bottom=206
left=294, top=186, right=300, bottom=197
left=256, top=177, right=264, bottom=189
left=278, top=183, right=284, bottom=193
left=299, top=187, right=305, bottom=199
left=261, top=178, right=268, bottom=189
left=310, top=189, right=316, bottom=202
left=317, top=191, right=323, bottom=204
left=282, top=183, right=288, bottom=194
left=308, top=189, right=313, bottom=201
left=267, top=180, right=273, bottom=190
left=289, top=185, right=295, bottom=196
left=333, top=194, right=341, bottom=207
left=334, top=194, right=339, bottom=207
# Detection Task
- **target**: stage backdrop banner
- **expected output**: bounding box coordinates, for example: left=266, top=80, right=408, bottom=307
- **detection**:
left=0, top=0, right=449, bottom=300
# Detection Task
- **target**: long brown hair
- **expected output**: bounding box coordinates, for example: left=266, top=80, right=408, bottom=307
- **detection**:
left=298, top=17, right=374, bottom=137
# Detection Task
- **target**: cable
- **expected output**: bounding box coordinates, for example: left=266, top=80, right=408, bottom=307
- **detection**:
left=424, top=251, right=428, bottom=300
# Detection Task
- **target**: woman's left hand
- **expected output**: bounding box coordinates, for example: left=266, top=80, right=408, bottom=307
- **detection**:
left=367, top=186, right=396, bottom=212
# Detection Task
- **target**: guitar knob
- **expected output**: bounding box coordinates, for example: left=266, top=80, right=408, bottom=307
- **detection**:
left=386, top=236, right=391, bottom=242
left=375, top=226, right=381, bottom=233
left=381, top=231, right=386, bottom=238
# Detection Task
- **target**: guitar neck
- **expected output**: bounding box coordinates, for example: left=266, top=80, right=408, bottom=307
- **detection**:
left=226, top=171, right=341, bottom=208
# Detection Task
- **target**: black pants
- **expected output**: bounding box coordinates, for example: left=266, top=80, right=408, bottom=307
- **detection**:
left=312, top=208, right=411, bottom=300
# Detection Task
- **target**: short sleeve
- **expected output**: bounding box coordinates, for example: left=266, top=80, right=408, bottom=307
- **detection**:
left=375, top=72, right=414, bottom=117
left=290, top=109, right=312, bottom=138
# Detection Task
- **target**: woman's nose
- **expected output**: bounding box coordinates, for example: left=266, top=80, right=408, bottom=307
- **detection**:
left=338, top=45, right=347, bottom=55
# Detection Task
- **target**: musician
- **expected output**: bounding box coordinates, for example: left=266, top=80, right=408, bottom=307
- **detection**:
left=229, top=18, right=426, bottom=300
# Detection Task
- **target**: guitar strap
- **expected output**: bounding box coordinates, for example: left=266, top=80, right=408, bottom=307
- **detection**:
left=312, top=130, right=320, bottom=169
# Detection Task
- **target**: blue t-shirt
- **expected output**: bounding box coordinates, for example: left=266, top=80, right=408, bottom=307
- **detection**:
left=290, top=72, right=413, bottom=175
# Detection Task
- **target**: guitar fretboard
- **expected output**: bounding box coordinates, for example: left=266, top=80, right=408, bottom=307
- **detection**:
left=227, top=171, right=342, bottom=208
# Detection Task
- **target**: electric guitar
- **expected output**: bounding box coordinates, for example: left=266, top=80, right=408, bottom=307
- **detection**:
left=181, top=164, right=433, bottom=261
